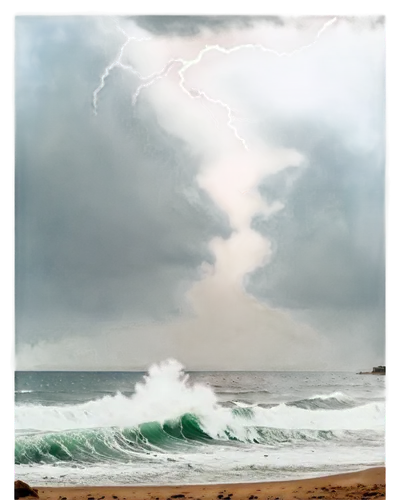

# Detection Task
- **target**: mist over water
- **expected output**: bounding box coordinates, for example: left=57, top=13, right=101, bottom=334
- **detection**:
left=15, top=359, right=385, bottom=486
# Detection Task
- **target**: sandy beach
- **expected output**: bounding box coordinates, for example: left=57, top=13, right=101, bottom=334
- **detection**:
left=23, top=467, right=385, bottom=500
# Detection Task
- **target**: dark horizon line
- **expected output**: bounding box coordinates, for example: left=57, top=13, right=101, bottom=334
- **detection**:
left=14, top=368, right=369, bottom=373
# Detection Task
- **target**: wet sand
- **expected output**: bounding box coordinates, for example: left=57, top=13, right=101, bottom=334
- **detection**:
left=27, top=466, right=385, bottom=500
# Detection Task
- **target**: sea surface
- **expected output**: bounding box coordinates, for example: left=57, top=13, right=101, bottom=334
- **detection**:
left=15, top=360, right=385, bottom=486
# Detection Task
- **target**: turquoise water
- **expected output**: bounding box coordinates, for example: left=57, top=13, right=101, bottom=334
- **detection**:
left=15, top=360, right=385, bottom=486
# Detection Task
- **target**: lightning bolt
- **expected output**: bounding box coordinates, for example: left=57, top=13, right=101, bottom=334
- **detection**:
left=94, top=17, right=337, bottom=148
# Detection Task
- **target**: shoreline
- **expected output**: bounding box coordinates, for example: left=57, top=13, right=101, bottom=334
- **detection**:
left=26, top=466, right=386, bottom=500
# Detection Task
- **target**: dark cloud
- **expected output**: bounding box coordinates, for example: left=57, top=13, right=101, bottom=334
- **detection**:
left=130, top=15, right=284, bottom=37
left=343, top=14, right=387, bottom=30
left=366, top=15, right=385, bottom=28
left=243, top=107, right=387, bottom=362
left=131, top=15, right=385, bottom=39
left=15, top=16, right=231, bottom=344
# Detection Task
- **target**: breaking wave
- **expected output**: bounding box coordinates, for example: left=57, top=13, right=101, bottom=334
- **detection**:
left=15, top=360, right=385, bottom=466
left=286, top=392, right=357, bottom=410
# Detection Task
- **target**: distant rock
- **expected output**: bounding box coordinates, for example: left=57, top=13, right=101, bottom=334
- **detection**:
left=357, top=365, right=385, bottom=375
left=14, top=480, right=39, bottom=499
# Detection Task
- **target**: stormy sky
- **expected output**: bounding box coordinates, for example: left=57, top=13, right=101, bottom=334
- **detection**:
left=15, top=15, right=385, bottom=371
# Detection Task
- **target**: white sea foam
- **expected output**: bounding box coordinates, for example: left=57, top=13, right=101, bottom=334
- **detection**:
left=15, top=359, right=385, bottom=435
left=14, top=360, right=385, bottom=487
left=308, top=391, right=354, bottom=401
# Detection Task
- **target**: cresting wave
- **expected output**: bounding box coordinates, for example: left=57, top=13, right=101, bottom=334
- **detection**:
left=286, top=392, right=357, bottom=410
left=15, top=360, right=385, bottom=466
left=230, top=391, right=357, bottom=410
left=16, top=412, right=380, bottom=466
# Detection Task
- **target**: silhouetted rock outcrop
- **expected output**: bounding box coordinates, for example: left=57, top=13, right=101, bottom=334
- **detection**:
left=14, top=480, right=39, bottom=499
left=357, top=365, right=385, bottom=375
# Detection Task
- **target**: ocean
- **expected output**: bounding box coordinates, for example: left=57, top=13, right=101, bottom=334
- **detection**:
left=14, top=359, right=385, bottom=487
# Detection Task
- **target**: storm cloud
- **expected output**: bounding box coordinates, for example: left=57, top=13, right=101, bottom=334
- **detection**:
left=15, top=16, right=231, bottom=344
left=129, top=15, right=384, bottom=38
left=132, top=12, right=285, bottom=38
left=15, top=15, right=385, bottom=370
left=243, top=106, right=387, bottom=363
left=343, top=14, right=387, bottom=30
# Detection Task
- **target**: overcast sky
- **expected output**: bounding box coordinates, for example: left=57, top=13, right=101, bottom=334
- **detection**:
left=15, top=15, right=385, bottom=370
